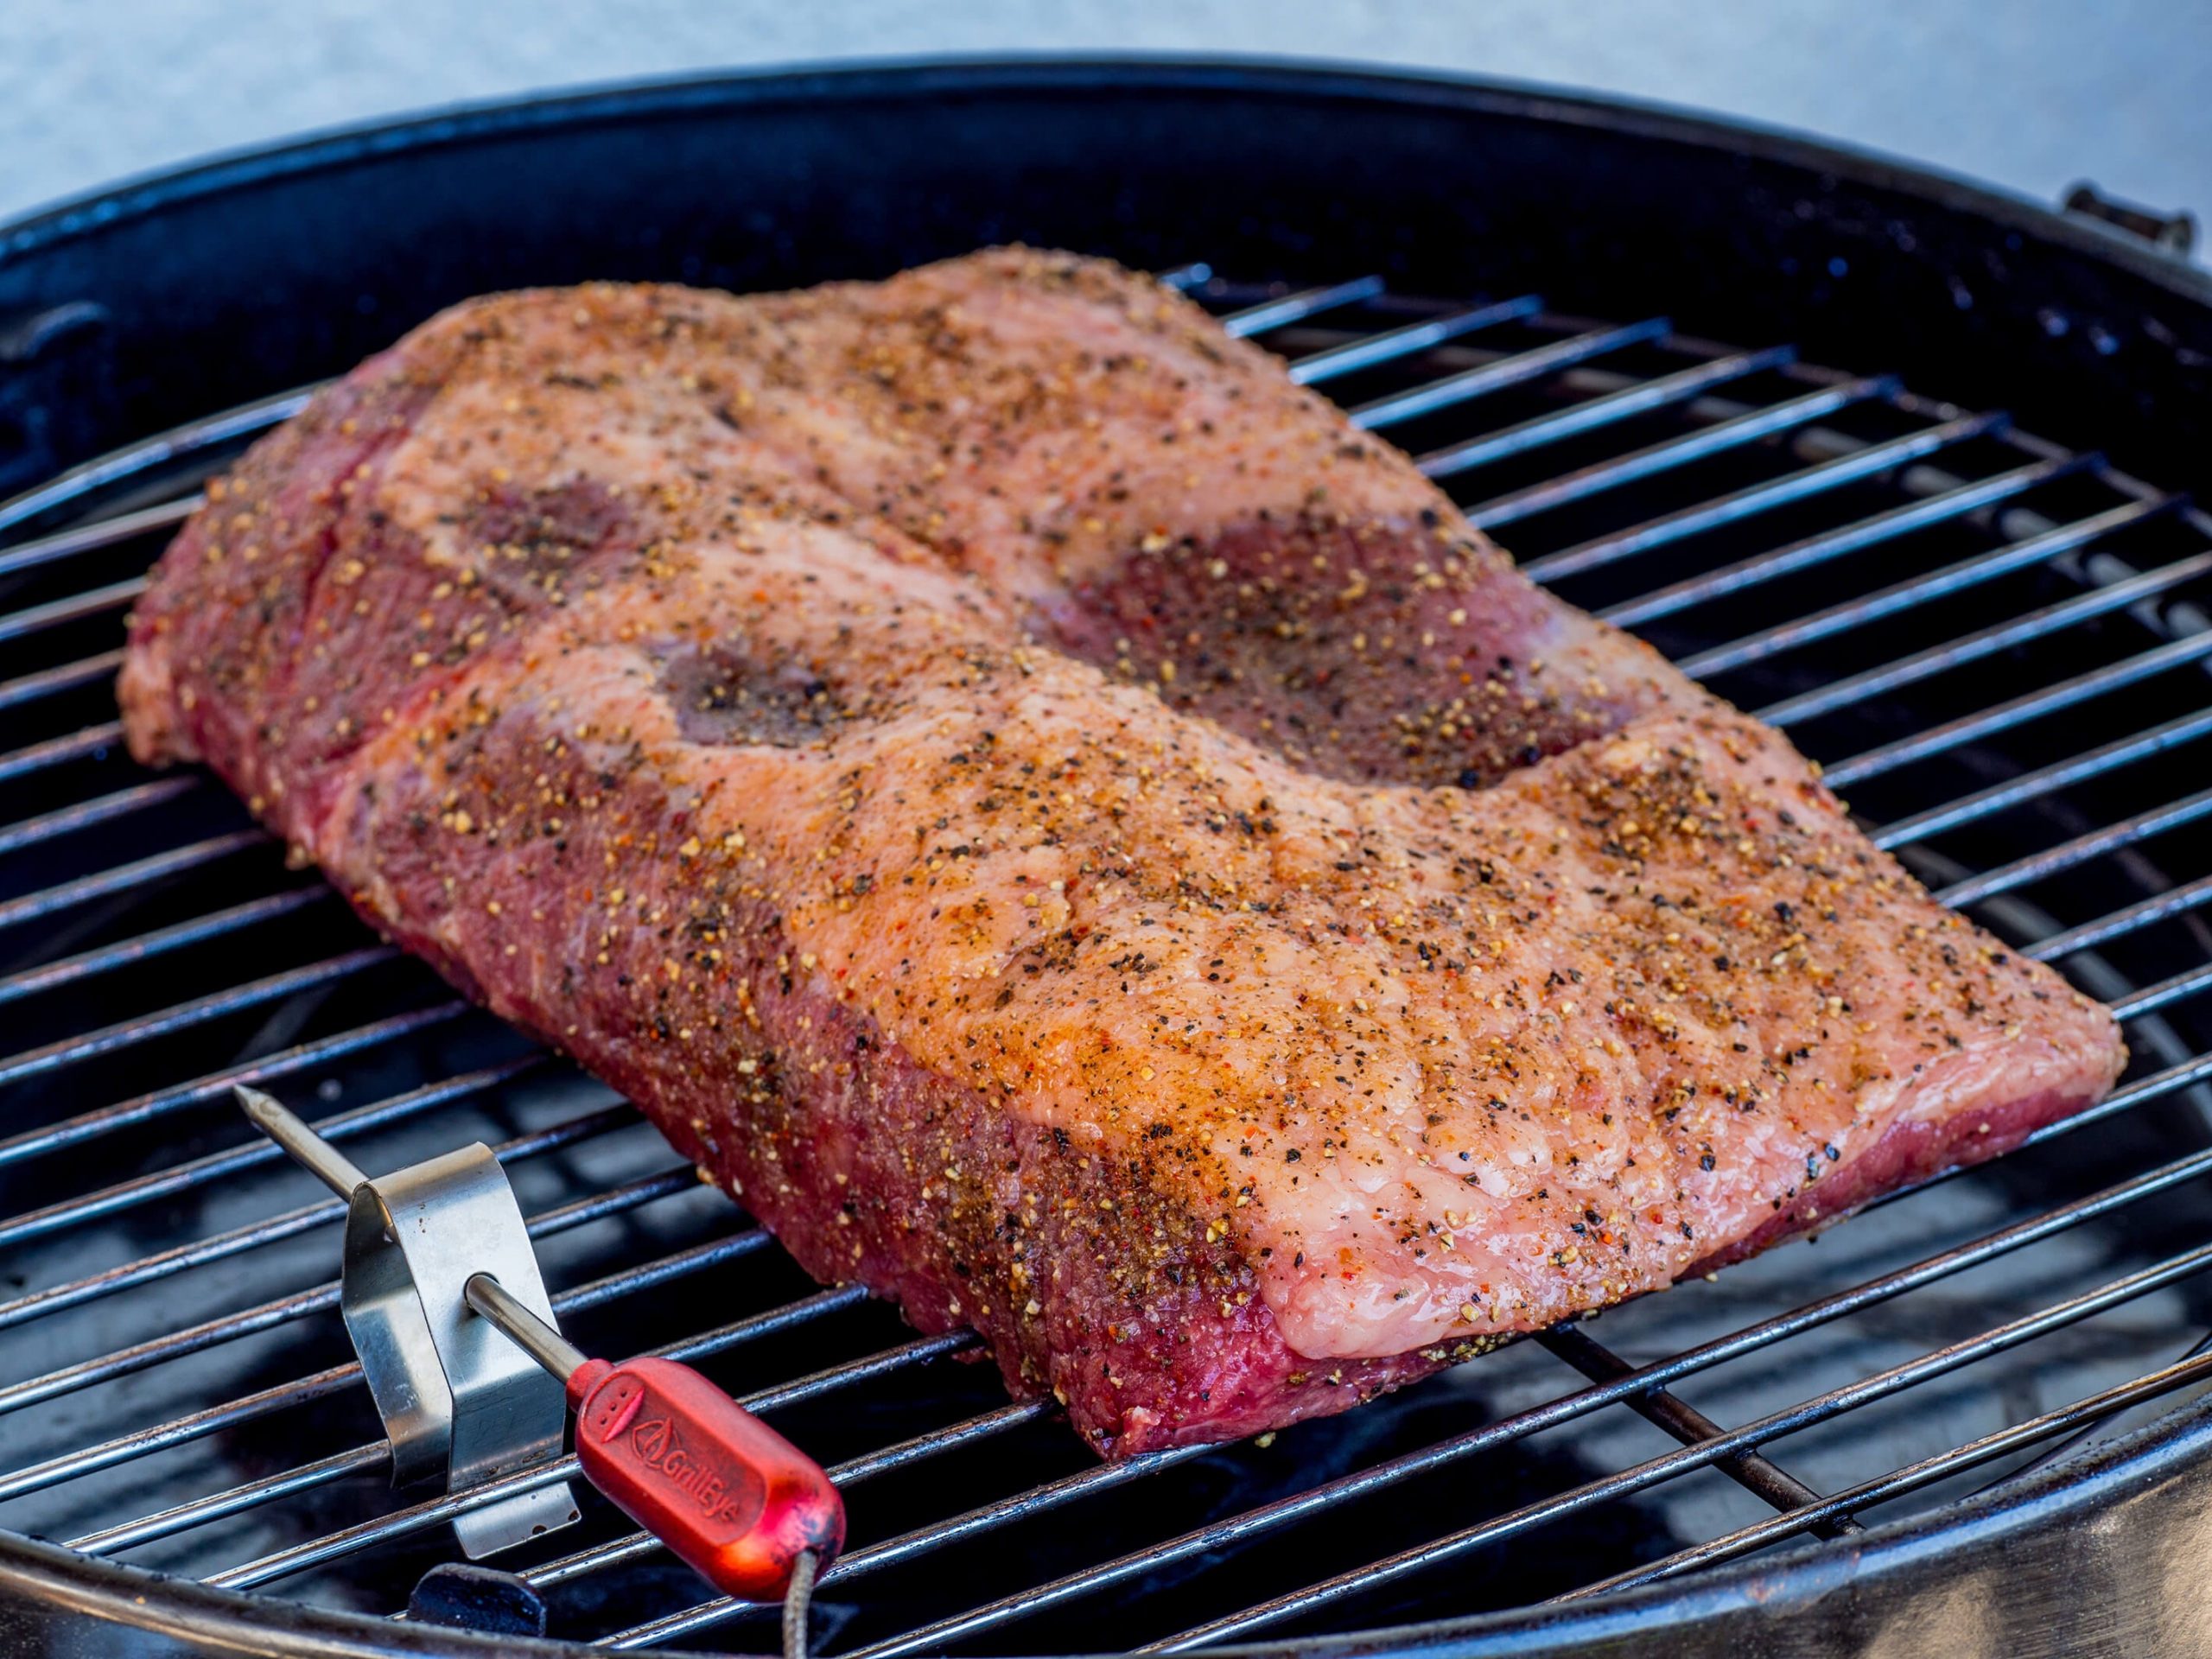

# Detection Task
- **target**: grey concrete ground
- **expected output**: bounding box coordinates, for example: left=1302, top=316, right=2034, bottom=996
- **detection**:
left=3, top=0, right=2208, bottom=257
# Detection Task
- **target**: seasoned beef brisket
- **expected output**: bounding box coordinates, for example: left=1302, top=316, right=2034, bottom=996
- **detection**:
left=119, top=249, right=2125, bottom=1455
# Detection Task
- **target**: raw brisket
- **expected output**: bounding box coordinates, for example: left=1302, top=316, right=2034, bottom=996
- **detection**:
left=119, top=250, right=2124, bottom=1454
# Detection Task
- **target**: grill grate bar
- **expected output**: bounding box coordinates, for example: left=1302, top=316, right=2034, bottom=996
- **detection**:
left=1678, top=494, right=2177, bottom=678
left=1825, top=627, right=2212, bottom=789
left=0, top=649, right=125, bottom=715
left=1939, top=786, right=2212, bottom=909
left=519, top=1403, right=1052, bottom=1593
left=0, top=1301, right=349, bottom=1446
left=1555, top=1344, right=2212, bottom=1606
left=1217, top=276, right=1386, bottom=340
left=0, top=1058, right=553, bottom=1262
left=0, top=721, right=127, bottom=787
left=743, top=1329, right=972, bottom=1409
left=1874, top=703, right=2212, bottom=850
left=1415, top=345, right=1796, bottom=480
left=619, top=1271, right=862, bottom=1349
left=0, top=497, right=196, bottom=582
left=1522, top=410, right=2009, bottom=584
left=2110, top=963, right=2212, bottom=1022
left=2028, top=874, right=2212, bottom=963
left=0, top=885, right=327, bottom=1008
left=1349, top=317, right=1672, bottom=430
left=1287, top=295, right=1542, bottom=385
left=0, top=1364, right=363, bottom=1508
left=1463, top=375, right=1896, bottom=530
left=0, top=576, right=146, bottom=645
left=1602, top=452, right=2088, bottom=631
left=0, top=774, right=200, bottom=859
left=549, top=1224, right=782, bottom=1324
left=67, top=1446, right=391, bottom=1560
left=0, top=385, right=312, bottom=538
left=1535, top=1325, right=1861, bottom=1538
left=0, top=826, right=270, bottom=933
left=0, top=945, right=397, bottom=1092
left=1759, top=545, right=2212, bottom=728
left=0, top=1001, right=472, bottom=1172
left=0, top=1200, right=340, bottom=1325
left=1140, top=1243, right=2212, bottom=1654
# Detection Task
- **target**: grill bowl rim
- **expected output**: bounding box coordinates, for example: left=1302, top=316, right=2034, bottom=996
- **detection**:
left=3, top=54, right=2209, bottom=310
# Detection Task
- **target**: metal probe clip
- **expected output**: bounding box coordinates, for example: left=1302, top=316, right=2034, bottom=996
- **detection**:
left=235, top=1085, right=581, bottom=1558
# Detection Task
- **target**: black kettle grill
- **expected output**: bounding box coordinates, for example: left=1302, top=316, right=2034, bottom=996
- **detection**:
left=3, top=58, right=2211, bottom=1659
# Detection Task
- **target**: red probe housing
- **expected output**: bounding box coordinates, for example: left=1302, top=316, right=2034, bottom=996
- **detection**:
left=565, top=1356, right=845, bottom=1600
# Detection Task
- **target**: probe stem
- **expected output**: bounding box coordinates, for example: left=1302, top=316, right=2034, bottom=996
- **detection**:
left=233, top=1084, right=370, bottom=1198
left=465, top=1271, right=589, bottom=1381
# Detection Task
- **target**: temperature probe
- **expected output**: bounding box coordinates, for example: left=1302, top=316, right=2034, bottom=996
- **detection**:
left=235, top=1084, right=844, bottom=1615
left=463, top=1270, right=845, bottom=1602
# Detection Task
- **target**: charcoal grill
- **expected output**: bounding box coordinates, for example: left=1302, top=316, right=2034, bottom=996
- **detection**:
left=3, top=59, right=2212, bottom=1659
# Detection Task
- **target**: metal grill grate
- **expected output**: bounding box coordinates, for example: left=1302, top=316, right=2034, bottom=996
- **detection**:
left=3, top=267, right=2210, bottom=1654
